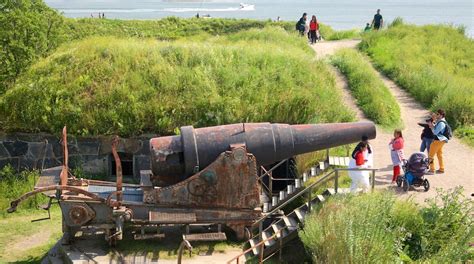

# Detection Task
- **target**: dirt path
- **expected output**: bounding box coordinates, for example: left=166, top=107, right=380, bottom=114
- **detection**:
left=311, top=40, right=474, bottom=203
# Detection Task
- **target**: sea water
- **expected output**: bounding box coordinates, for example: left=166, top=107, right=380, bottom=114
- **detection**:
left=45, top=0, right=473, bottom=37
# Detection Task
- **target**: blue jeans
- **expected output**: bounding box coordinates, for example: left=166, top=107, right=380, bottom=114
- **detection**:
left=420, top=137, right=433, bottom=153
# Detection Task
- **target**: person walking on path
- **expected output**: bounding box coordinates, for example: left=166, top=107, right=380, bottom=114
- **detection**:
left=418, top=114, right=435, bottom=153
left=427, top=109, right=450, bottom=174
left=296, top=13, right=307, bottom=36
left=364, top=23, right=371, bottom=32
left=309, top=16, right=319, bottom=44
left=389, top=129, right=404, bottom=183
left=349, top=142, right=370, bottom=193
left=371, top=9, right=383, bottom=30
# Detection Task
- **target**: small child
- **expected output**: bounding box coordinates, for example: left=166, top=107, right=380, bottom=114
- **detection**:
left=364, top=23, right=371, bottom=32
left=389, top=129, right=404, bottom=183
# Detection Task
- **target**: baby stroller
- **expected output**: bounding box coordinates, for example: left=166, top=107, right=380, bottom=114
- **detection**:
left=396, top=152, right=430, bottom=192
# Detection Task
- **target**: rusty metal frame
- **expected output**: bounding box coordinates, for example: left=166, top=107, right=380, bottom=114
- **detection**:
left=111, top=136, right=123, bottom=203
left=7, top=185, right=106, bottom=213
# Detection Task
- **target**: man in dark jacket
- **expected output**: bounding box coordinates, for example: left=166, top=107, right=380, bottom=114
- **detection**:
left=371, top=9, right=383, bottom=30
left=296, top=13, right=307, bottom=36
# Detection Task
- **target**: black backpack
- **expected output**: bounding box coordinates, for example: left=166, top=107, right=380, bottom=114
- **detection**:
left=438, top=120, right=453, bottom=140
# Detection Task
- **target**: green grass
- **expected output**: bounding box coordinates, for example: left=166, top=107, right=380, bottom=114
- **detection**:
left=360, top=21, right=474, bottom=144
left=0, top=165, right=61, bottom=263
left=300, top=188, right=473, bottom=263
left=63, top=17, right=295, bottom=41
left=323, top=28, right=360, bottom=40
left=0, top=165, right=47, bottom=214
left=0, top=206, right=62, bottom=263
left=331, top=48, right=402, bottom=128
left=63, top=17, right=352, bottom=43
left=0, top=27, right=354, bottom=136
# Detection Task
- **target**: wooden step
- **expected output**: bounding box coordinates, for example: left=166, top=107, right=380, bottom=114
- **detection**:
left=249, top=237, right=261, bottom=256
left=262, top=230, right=276, bottom=247
left=282, top=215, right=298, bottom=231
left=294, top=208, right=307, bottom=222
left=271, top=220, right=288, bottom=238
left=323, top=188, right=336, bottom=196
left=184, top=232, right=226, bottom=242
left=134, top=233, right=165, bottom=240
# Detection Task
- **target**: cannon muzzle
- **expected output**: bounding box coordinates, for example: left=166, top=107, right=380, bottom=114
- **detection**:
left=150, top=122, right=376, bottom=186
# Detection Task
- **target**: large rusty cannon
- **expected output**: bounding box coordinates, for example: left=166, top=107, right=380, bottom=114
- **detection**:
left=151, top=122, right=376, bottom=186
left=8, top=121, right=375, bottom=244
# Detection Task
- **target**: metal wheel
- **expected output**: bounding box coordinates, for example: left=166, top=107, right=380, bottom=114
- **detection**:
left=423, top=179, right=430, bottom=192
left=402, top=177, right=410, bottom=192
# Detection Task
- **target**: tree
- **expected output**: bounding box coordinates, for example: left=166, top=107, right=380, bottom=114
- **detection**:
left=0, top=0, right=66, bottom=92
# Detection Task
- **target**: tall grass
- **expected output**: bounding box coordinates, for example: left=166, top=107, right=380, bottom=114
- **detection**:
left=300, top=188, right=473, bottom=263
left=360, top=21, right=474, bottom=144
left=63, top=17, right=351, bottom=43
left=331, top=48, right=402, bottom=128
left=0, top=28, right=354, bottom=136
left=0, top=165, right=45, bottom=214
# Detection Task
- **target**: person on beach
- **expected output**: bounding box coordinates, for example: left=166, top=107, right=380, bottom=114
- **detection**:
left=418, top=114, right=435, bottom=153
left=309, top=15, right=319, bottom=44
left=371, top=9, right=383, bottom=30
left=349, top=142, right=370, bottom=193
left=427, top=109, right=450, bottom=174
left=389, top=129, right=404, bottom=183
left=296, top=13, right=307, bottom=36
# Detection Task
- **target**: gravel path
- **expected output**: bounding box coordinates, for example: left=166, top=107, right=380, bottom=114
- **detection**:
left=311, top=40, right=473, bottom=203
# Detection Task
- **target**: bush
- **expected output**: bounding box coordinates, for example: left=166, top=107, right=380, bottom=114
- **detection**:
left=0, top=0, right=67, bottom=92
left=0, top=165, right=44, bottom=214
left=360, top=23, right=474, bottom=144
left=300, top=188, right=473, bottom=263
left=0, top=28, right=354, bottom=136
left=331, top=48, right=401, bottom=128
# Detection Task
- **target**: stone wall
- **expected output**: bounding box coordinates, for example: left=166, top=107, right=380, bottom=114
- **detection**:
left=0, top=132, right=156, bottom=180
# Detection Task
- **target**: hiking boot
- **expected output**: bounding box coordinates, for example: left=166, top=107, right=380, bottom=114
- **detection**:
left=436, top=170, right=445, bottom=174
left=425, top=171, right=435, bottom=175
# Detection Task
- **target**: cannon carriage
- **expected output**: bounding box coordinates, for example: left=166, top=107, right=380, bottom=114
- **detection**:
left=8, top=122, right=375, bottom=245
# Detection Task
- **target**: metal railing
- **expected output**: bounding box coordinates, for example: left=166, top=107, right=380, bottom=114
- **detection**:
left=228, top=166, right=378, bottom=264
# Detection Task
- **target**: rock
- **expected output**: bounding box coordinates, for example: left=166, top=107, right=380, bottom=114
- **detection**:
left=77, top=140, right=99, bottom=156
left=0, top=143, right=10, bottom=157
left=134, top=155, right=150, bottom=181
left=27, top=142, right=48, bottom=159
left=0, top=158, right=19, bottom=170
left=3, top=140, right=29, bottom=157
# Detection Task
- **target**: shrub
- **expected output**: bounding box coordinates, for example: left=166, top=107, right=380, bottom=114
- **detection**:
left=0, top=165, right=44, bottom=214
left=0, top=28, right=354, bottom=136
left=300, top=188, right=473, bottom=263
left=331, top=48, right=401, bottom=128
left=360, top=23, right=474, bottom=144
left=0, top=0, right=67, bottom=91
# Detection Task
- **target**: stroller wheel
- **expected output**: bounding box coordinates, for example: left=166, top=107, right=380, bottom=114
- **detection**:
left=423, top=179, right=430, bottom=192
left=402, top=177, right=409, bottom=192
left=396, top=176, right=403, bottom=187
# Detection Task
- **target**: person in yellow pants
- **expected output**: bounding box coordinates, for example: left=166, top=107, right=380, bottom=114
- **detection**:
left=427, top=109, right=449, bottom=174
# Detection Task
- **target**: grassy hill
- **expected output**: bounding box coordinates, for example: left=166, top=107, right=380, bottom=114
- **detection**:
left=0, top=27, right=354, bottom=136
left=360, top=20, right=474, bottom=144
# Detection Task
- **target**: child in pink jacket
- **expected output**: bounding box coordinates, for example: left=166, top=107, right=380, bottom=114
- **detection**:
left=389, top=129, right=404, bottom=183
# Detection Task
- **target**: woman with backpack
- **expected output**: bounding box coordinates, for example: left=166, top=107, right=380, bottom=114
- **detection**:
left=427, top=109, right=451, bottom=174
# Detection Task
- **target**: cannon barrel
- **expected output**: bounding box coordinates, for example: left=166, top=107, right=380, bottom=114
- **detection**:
left=150, top=122, right=376, bottom=186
